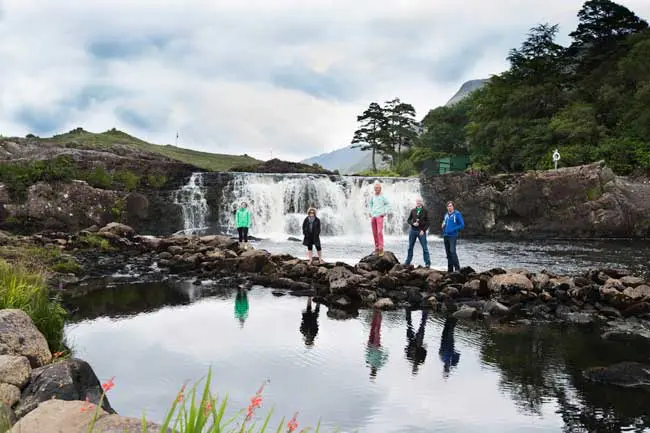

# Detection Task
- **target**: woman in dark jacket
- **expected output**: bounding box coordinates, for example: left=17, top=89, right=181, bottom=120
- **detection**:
left=302, top=207, right=323, bottom=264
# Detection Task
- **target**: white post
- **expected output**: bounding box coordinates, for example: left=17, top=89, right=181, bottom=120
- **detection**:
left=552, top=149, right=561, bottom=171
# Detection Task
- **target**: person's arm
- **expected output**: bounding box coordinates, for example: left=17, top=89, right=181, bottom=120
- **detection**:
left=382, top=196, right=389, bottom=217
left=315, top=218, right=321, bottom=237
left=302, top=218, right=308, bottom=236
left=457, top=212, right=465, bottom=230
left=407, top=209, right=413, bottom=226
left=421, top=209, right=430, bottom=233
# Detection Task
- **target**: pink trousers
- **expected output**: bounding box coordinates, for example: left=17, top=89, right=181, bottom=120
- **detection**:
left=371, top=215, right=384, bottom=250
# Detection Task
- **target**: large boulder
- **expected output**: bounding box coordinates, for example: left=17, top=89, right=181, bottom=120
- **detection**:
left=0, top=355, right=31, bottom=388
left=14, top=358, right=115, bottom=419
left=328, top=266, right=364, bottom=294
left=10, top=399, right=165, bottom=433
left=0, top=310, right=52, bottom=368
left=98, top=222, right=136, bottom=239
left=488, top=273, right=534, bottom=293
left=358, top=252, right=399, bottom=273
left=236, top=249, right=270, bottom=273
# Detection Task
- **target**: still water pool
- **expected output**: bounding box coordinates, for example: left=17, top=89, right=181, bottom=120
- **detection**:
left=64, top=282, right=650, bottom=433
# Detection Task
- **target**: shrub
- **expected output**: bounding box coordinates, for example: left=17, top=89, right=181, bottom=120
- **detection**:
left=145, top=173, right=168, bottom=189
left=78, top=234, right=114, bottom=251
left=84, top=167, right=113, bottom=189
left=114, top=170, right=141, bottom=191
left=0, top=259, right=67, bottom=352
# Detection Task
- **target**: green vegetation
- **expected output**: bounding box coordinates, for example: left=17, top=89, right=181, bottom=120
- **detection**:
left=78, top=233, right=114, bottom=251
left=352, top=0, right=650, bottom=176
left=0, top=155, right=77, bottom=201
left=86, top=368, right=344, bottom=433
left=0, top=259, right=67, bottom=352
left=44, top=128, right=260, bottom=172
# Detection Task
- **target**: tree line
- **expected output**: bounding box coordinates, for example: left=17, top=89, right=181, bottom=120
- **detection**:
left=351, top=0, right=650, bottom=175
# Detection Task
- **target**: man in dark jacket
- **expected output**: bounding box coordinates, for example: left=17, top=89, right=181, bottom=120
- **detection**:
left=405, top=197, right=431, bottom=268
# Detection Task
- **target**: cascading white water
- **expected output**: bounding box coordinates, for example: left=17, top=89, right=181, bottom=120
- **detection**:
left=172, top=172, right=209, bottom=235
left=219, top=173, right=422, bottom=239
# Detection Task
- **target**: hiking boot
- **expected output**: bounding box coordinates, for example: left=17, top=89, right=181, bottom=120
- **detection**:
left=378, top=249, right=384, bottom=257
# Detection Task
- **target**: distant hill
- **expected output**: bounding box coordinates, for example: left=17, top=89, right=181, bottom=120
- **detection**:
left=300, top=145, right=366, bottom=174
left=445, top=79, right=489, bottom=106
left=36, top=128, right=260, bottom=172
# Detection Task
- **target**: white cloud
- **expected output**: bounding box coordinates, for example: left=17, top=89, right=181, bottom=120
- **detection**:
left=1, top=0, right=649, bottom=162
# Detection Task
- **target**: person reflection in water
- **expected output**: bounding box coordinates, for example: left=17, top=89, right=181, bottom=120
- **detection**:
left=404, top=308, right=428, bottom=375
left=439, top=317, right=461, bottom=377
left=365, top=309, right=389, bottom=380
left=300, top=297, right=320, bottom=347
left=234, top=288, right=249, bottom=328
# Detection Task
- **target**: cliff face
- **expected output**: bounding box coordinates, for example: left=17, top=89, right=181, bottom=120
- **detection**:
left=421, top=161, right=650, bottom=239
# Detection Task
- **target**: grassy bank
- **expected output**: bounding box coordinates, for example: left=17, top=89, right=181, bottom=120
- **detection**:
left=0, top=255, right=68, bottom=352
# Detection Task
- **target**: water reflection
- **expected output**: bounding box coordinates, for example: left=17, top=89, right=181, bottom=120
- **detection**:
left=299, top=297, right=320, bottom=347
left=404, top=308, right=428, bottom=375
left=234, top=288, right=249, bottom=328
left=64, top=283, right=650, bottom=432
left=439, top=317, right=461, bottom=378
left=365, top=309, right=389, bottom=380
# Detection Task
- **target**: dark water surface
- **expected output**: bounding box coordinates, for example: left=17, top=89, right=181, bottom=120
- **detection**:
left=64, top=282, right=650, bottom=433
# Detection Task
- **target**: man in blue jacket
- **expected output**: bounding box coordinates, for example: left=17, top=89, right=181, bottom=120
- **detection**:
left=441, top=201, right=464, bottom=272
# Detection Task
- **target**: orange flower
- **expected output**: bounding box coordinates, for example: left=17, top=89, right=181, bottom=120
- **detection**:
left=79, top=397, right=93, bottom=413
left=176, top=384, right=186, bottom=403
left=245, top=380, right=268, bottom=422
left=101, top=377, right=115, bottom=393
left=287, top=412, right=299, bottom=433
left=203, top=400, right=213, bottom=416
left=52, top=351, right=64, bottom=359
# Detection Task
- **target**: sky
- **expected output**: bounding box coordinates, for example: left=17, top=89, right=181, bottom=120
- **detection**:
left=1, top=0, right=649, bottom=163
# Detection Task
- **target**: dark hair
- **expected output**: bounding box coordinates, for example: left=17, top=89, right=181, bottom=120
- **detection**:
left=446, top=201, right=455, bottom=207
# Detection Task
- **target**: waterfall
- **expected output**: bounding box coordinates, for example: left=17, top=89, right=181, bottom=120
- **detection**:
left=219, top=173, right=422, bottom=239
left=172, top=172, right=209, bottom=235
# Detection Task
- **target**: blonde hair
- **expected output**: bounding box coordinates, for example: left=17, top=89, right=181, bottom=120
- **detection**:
left=307, top=207, right=317, bottom=215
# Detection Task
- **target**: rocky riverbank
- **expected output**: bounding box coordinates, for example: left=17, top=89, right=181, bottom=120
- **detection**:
left=0, top=309, right=165, bottom=432
left=27, top=223, right=649, bottom=335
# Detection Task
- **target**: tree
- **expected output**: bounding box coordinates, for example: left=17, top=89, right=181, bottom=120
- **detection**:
left=381, top=98, right=419, bottom=167
left=507, top=23, right=567, bottom=83
left=569, top=0, right=648, bottom=47
left=350, top=102, right=387, bottom=172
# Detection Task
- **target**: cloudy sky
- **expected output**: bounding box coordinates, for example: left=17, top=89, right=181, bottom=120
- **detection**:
left=1, top=0, right=649, bottom=162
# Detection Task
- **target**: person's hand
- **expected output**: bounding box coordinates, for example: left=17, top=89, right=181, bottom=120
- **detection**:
left=419, top=230, right=424, bottom=236
left=413, top=221, right=419, bottom=227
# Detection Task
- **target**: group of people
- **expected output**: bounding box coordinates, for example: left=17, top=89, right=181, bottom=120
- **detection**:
left=232, top=181, right=465, bottom=272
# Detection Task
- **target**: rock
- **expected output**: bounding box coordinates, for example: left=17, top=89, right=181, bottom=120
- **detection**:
left=488, top=273, right=533, bottom=293
left=236, top=250, right=270, bottom=273
left=326, top=308, right=358, bottom=320
left=328, top=266, right=364, bottom=294
left=603, top=278, right=625, bottom=292
left=0, top=310, right=52, bottom=368
left=375, top=275, right=397, bottom=290
left=623, top=285, right=650, bottom=301
left=601, top=319, right=650, bottom=342
left=452, top=305, right=478, bottom=320
left=10, top=399, right=165, bottom=433
left=358, top=252, right=399, bottom=273
left=583, top=362, right=650, bottom=388
left=167, top=245, right=183, bottom=255
left=426, top=271, right=445, bottom=291
left=98, top=222, right=136, bottom=239
left=14, top=358, right=115, bottom=419
left=621, top=276, right=646, bottom=288
left=0, top=383, right=20, bottom=407
left=485, top=300, right=509, bottom=317
left=0, top=355, right=31, bottom=388
left=460, top=279, right=481, bottom=298
left=373, top=298, right=395, bottom=310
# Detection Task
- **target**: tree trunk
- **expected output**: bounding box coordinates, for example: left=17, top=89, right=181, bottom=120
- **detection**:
left=372, top=147, right=377, bottom=172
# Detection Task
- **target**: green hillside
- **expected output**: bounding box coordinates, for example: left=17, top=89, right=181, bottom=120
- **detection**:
left=41, top=128, right=261, bottom=171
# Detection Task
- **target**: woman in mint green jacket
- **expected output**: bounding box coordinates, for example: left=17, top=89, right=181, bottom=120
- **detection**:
left=235, top=202, right=252, bottom=244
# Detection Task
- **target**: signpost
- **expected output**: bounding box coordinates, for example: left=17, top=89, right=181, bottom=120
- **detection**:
left=552, top=149, right=561, bottom=171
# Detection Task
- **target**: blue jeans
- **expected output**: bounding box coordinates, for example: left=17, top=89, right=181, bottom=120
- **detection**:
left=405, top=228, right=430, bottom=266
left=444, top=236, right=460, bottom=272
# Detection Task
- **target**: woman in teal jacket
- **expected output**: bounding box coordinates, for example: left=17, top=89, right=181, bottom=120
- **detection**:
left=235, top=202, right=252, bottom=245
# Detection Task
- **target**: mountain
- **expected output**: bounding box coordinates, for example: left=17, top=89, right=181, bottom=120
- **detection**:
left=445, top=79, right=489, bottom=106
left=300, top=145, right=366, bottom=174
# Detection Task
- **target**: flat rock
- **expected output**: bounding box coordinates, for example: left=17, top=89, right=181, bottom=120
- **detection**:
left=623, top=285, right=650, bottom=301
left=488, top=273, right=534, bottom=293
left=0, top=355, right=31, bottom=388
left=621, top=276, right=646, bottom=288
left=0, top=310, right=52, bottom=368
